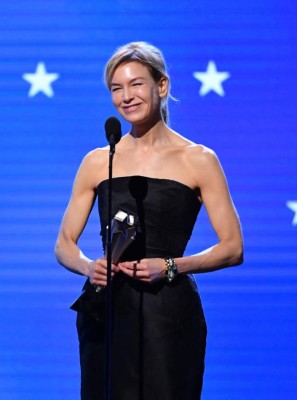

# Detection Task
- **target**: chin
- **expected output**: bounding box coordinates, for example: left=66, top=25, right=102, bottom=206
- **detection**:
left=122, top=113, right=148, bottom=125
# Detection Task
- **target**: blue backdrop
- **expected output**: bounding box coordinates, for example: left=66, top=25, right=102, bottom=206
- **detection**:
left=0, top=1, right=296, bottom=399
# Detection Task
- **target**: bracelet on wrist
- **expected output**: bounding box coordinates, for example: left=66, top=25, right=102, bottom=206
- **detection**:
left=164, top=257, right=179, bottom=283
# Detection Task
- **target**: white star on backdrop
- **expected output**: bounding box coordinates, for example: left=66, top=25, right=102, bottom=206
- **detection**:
left=193, top=61, right=230, bottom=96
left=286, top=201, right=297, bottom=226
left=23, top=62, right=60, bottom=97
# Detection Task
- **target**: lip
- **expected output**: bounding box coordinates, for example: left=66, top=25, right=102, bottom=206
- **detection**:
left=122, top=104, right=141, bottom=113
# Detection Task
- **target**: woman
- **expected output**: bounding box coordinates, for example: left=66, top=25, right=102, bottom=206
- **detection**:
left=55, top=41, right=243, bottom=400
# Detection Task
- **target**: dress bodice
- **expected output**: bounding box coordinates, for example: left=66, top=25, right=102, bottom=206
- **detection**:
left=97, top=176, right=202, bottom=261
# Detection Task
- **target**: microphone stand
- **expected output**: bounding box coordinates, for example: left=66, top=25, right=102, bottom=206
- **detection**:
left=105, top=142, right=115, bottom=400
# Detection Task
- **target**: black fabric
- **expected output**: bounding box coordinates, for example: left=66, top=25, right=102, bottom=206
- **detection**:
left=77, top=176, right=207, bottom=400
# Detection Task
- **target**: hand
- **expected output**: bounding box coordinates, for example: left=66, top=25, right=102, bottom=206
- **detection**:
left=118, top=258, right=165, bottom=283
left=88, top=258, right=119, bottom=286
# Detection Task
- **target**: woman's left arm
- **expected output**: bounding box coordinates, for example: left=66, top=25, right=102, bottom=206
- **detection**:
left=177, top=148, right=243, bottom=274
left=119, top=148, right=243, bottom=281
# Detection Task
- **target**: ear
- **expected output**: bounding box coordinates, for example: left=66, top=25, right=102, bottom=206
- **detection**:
left=158, top=77, right=168, bottom=98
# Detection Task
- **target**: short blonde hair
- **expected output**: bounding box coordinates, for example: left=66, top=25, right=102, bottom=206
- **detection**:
left=104, top=41, right=171, bottom=124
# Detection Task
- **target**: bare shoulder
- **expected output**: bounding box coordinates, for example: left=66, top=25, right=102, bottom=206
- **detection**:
left=183, top=142, right=220, bottom=168
left=81, top=146, right=109, bottom=167
left=75, top=146, right=110, bottom=189
left=167, top=131, right=223, bottom=186
left=179, top=142, right=227, bottom=192
left=170, top=130, right=218, bottom=163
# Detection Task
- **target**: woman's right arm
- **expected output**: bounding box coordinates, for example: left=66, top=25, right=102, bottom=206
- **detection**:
left=55, top=152, right=98, bottom=276
left=55, top=150, right=119, bottom=285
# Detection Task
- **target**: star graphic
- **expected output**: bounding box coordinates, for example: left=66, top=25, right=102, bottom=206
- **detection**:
left=193, top=61, right=230, bottom=96
left=23, top=62, right=60, bottom=97
left=286, top=201, right=297, bottom=226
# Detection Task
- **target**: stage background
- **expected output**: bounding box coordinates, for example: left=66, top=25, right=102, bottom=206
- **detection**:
left=0, top=1, right=296, bottom=399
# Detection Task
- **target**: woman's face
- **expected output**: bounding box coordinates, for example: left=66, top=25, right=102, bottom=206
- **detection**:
left=110, top=61, right=167, bottom=125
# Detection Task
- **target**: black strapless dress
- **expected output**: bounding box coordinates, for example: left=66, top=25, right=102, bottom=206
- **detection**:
left=76, top=176, right=207, bottom=400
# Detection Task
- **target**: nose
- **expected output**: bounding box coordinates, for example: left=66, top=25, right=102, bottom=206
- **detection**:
left=122, top=87, right=133, bottom=103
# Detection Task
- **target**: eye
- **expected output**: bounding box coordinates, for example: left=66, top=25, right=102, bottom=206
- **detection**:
left=111, top=86, right=121, bottom=92
left=132, top=82, right=143, bottom=87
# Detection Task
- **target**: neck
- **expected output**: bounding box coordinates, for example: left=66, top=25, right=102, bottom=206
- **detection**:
left=129, top=115, right=169, bottom=147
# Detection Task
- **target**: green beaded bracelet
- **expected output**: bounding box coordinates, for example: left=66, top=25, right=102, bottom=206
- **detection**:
left=164, top=257, right=179, bottom=282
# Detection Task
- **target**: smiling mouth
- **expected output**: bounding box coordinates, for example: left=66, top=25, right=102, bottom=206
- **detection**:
left=122, top=104, right=141, bottom=113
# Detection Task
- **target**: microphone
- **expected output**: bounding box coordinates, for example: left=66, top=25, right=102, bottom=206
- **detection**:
left=105, top=116, right=122, bottom=147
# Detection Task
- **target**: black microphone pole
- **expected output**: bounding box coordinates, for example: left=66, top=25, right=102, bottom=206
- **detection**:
left=104, top=117, right=122, bottom=400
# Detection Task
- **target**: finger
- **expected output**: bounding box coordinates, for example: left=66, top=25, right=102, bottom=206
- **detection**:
left=92, top=270, right=118, bottom=286
left=94, top=267, right=119, bottom=281
left=119, top=265, right=148, bottom=279
left=112, top=265, right=120, bottom=273
left=94, top=259, right=118, bottom=269
left=118, top=261, right=134, bottom=270
left=119, top=261, right=145, bottom=271
left=90, top=275, right=106, bottom=285
left=94, top=266, right=107, bottom=276
left=94, top=258, right=107, bottom=267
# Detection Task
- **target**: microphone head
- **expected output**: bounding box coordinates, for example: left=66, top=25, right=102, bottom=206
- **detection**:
left=105, top=116, right=122, bottom=146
